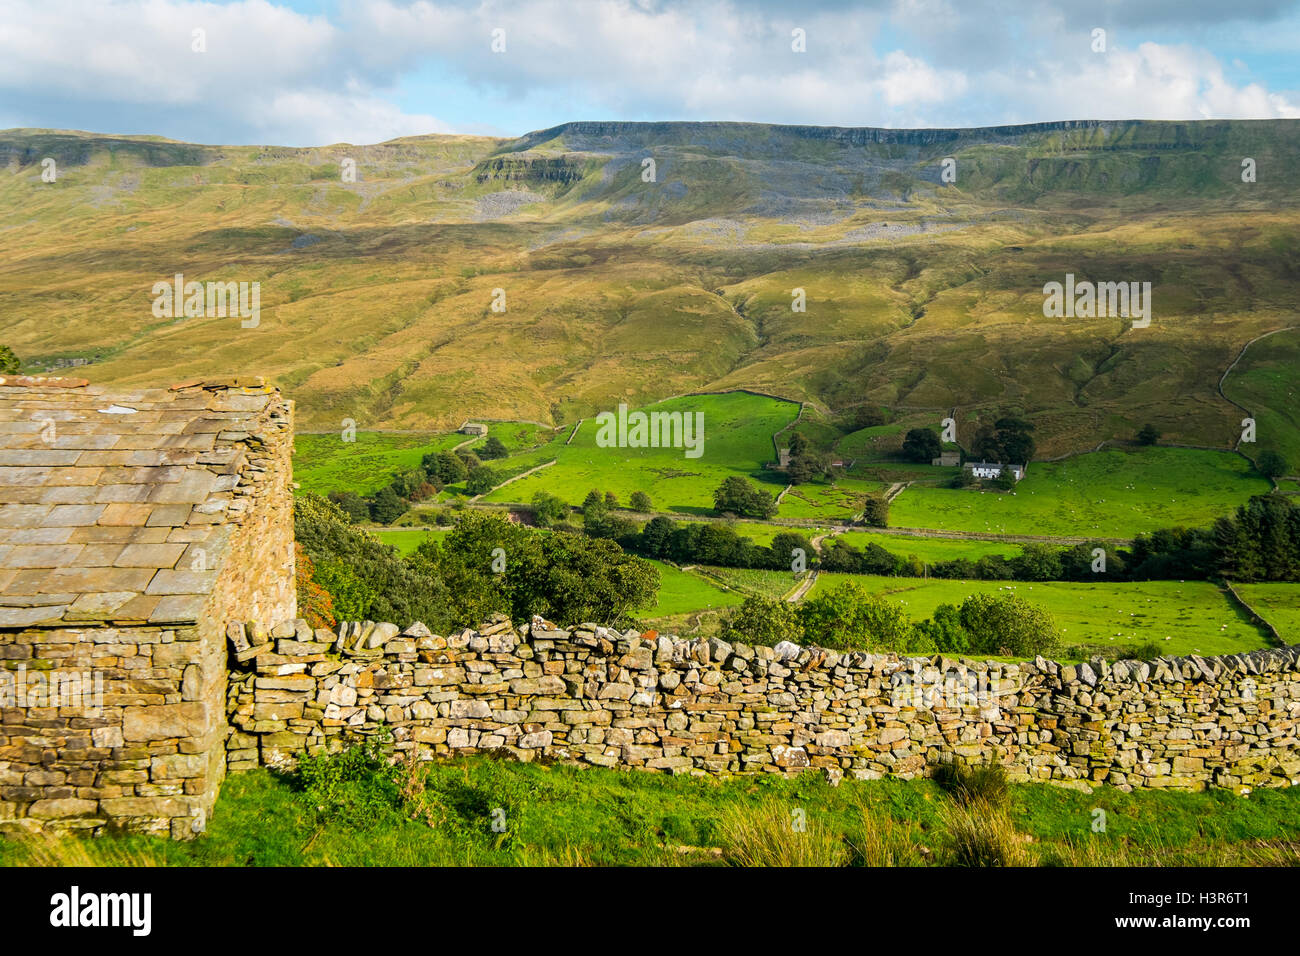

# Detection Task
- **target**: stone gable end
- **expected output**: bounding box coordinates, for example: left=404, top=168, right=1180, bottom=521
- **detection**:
left=0, top=376, right=294, bottom=838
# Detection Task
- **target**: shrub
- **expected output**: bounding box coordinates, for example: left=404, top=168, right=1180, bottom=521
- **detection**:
left=294, top=737, right=403, bottom=830
left=958, top=592, right=1060, bottom=657
left=294, top=544, right=338, bottom=629
left=799, top=581, right=914, bottom=652
left=721, top=596, right=804, bottom=647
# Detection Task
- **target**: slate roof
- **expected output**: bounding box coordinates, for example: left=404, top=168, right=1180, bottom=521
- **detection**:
left=0, top=375, right=288, bottom=628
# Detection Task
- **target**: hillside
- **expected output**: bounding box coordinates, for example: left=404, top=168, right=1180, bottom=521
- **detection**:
left=3, top=119, right=1298, bottom=457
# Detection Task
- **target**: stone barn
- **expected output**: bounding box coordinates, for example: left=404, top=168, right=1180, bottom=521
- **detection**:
left=0, top=376, right=294, bottom=837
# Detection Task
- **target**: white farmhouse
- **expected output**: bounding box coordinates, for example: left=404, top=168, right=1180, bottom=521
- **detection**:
left=964, top=460, right=1026, bottom=481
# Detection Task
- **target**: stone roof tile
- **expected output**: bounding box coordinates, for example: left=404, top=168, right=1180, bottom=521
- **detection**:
left=0, top=378, right=291, bottom=626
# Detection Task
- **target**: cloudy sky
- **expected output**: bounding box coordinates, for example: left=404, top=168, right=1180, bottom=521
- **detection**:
left=2, top=0, right=1298, bottom=145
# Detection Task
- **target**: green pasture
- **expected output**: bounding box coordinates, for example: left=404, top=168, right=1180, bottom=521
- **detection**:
left=480, top=392, right=798, bottom=513
left=644, top=560, right=745, bottom=619
left=835, top=531, right=1022, bottom=565
left=1232, top=582, right=1300, bottom=643
left=810, top=574, right=1268, bottom=658
left=371, top=527, right=451, bottom=555
left=890, top=447, right=1270, bottom=538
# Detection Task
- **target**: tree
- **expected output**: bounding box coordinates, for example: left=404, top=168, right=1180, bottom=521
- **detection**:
left=582, top=489, right=605, bottom=511
left=721, top=596, right=804, bottom=647
left=973, top=417, right=1036, bottom=464
left=638, top=515, right=677, bottom=558
left=478, top=436, right=508, bottom=460
left=629, top=490, right=652, bottom=512
left=1257, top=450, right=1289, bottom=480
left=0, top=345, right=19, bottom=374
left=799, top=581, right=914, bottom=652
left=604, top=491, right=619, bottom=509
left=770, top=531, right=813, bottom=571
left=424, top=450, right=468, bottom=485
left=785, top=432, right=827, bottom=484
left=853, top=406, right=887, bottom=429
left=327, top=491, right=371, bottom=524
left=1136, top=424, right=1160, bottom=446
left=294, top=494, right=452, bottom=630
left=958, top=593, right=1059, bottom=657
left=861, top=493, right=889, bottom=527
left=1009, top=543, right=1062, bottom=581
left=902, top=428, right=941, bottom=463
left=713, top=476, right=776, bottom=519
left=369, top=487, right=407, bottom=525
left=465, top=466, right=497, bottom=495
left=994, top=418, right=1036, bottom=464
left=530, top=491, right=568, bottom=528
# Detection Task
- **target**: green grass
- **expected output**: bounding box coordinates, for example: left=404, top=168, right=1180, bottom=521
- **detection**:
left=835, top=531, right=1022, bottom=565
left=293, top=430, right=464, bottom=497
left=295, top=425, right=560, bottom=499
left=810, top=574, right=1268, bottom=658
left=481, top=392, right=797, bottom=514
left=644, top=561, right=744, bottom=619
left=1222, top=327, right=1300, bottom=473
left=371, top=527, right=450, bottom=555
left=776, top=478, right=887, bottom=520
left=705, top=565, right=800, bottom=601
left=890, top=447, right=1270, bottom=539
left=1232, top=582, right=1300, bottom=643
left=3, top=760, right=1295, bottom=867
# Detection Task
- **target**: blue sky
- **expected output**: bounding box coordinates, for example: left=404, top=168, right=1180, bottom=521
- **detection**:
left=1, top=0, right=1297, bottom=145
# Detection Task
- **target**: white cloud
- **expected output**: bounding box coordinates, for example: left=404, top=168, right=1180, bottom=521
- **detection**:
left=0, top=0, right=1294, bottom=143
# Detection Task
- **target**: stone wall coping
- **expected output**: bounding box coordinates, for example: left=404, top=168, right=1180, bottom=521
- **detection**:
left=229, top=615, right=1300, bottom=687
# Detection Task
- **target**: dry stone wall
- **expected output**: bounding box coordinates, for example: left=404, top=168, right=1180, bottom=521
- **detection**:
left=226, top=615, right=1300, bottom=792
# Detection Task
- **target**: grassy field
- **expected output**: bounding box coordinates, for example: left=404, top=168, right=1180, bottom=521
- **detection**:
left=1222, top=327, right=1300, bottom=473
left=295, top=425, right=559, bottom=499
left=371, top=527, right=451, bottom=555
left=644, top=561, right=744, bottom=619
left=1233, top=583, right=1300, bottom=643
left=480, top=392, right=797, bottom=513
left=3, top=760, right=1295, bottom=867
left=294, top=430, right=463, bottom=497
left=890, top=447, right=1270, bottom=539
left=810, top=574, right=1268, bottom=657
left=835, top=531, right=1023, bottom=564
left=706, top=565, right=801, bottom=601
left=776, top=477, right=889, bottom=520
left=297, top=424, right=566, bottom=502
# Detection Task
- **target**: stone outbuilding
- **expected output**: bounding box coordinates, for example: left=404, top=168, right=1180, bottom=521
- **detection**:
left=0, top=375, right=294, bottom=837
